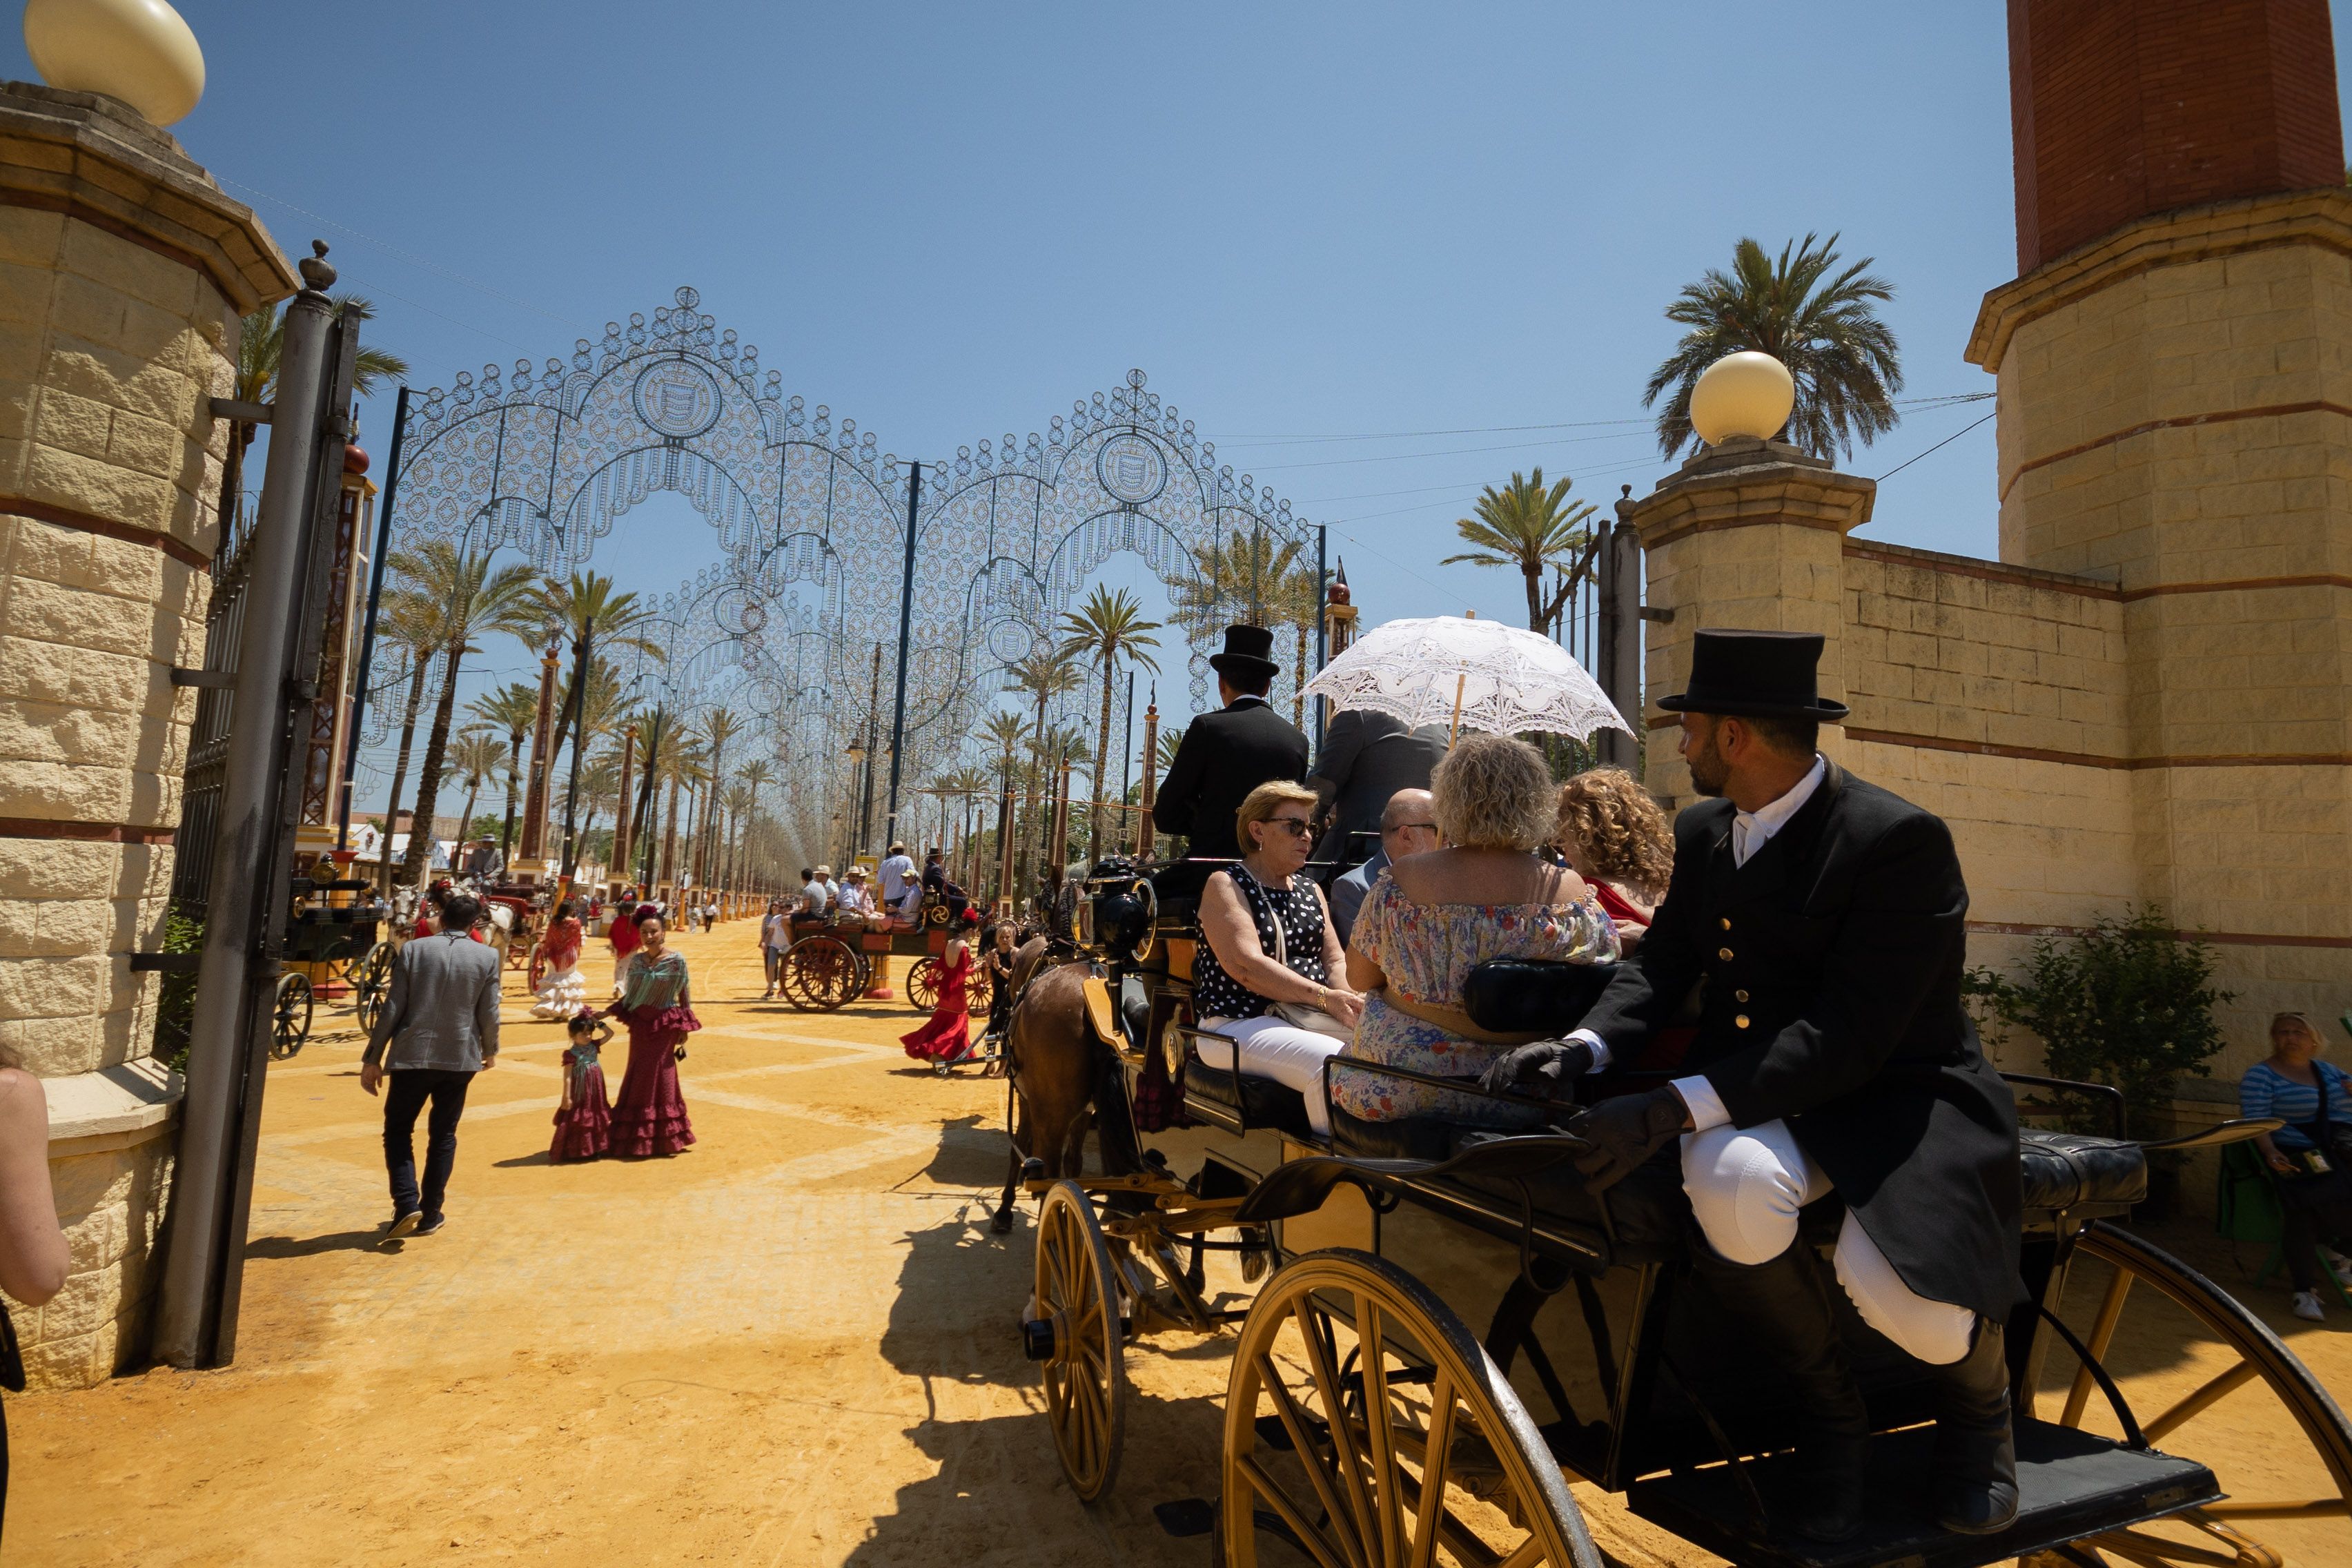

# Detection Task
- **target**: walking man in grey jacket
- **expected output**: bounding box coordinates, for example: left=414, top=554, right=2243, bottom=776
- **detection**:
left=361, top=892, right=502, bottom=1237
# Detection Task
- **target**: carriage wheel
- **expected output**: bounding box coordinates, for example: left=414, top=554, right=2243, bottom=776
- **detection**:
left=2028, top=1219, right=2352, bottom=1568
left=783, top=936, right=862, bottom=1012
left=1222, top=1248, right=1603, bottom=1568
left=351, top=941, right=394, bottom=1035
left=966, top=965, right=994, bottom=1017
left=906, top=957, right=942, bottom=1012
left=1035, top=1181, right=1126, bottom=1503
left=269, top=972, right=313, bottom=1061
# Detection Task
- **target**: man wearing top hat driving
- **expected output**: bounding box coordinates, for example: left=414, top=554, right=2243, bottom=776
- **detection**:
left=1152, top=625, right=1311, bottom=868
left=1487, top=628, right=2024, bottom=1542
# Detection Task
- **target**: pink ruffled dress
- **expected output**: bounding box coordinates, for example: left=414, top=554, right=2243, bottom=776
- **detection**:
left=605, top=949, right=698, bottom=1157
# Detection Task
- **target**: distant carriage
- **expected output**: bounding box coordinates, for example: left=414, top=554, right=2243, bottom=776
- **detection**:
left=778, top=892, right=992, bottom=1018
left=271, top=871, right=391, bottom=1059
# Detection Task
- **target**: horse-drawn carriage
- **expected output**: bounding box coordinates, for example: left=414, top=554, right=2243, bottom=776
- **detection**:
left=271, top=870, right=391, bottom=1059
left=777, top=892, right=994, bottom=1017
left=999, top=858, right=2351, bottom=1567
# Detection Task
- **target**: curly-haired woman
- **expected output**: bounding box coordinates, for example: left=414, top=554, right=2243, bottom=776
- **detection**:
left=1335, top=734, right=1618, bottom=1128
left=1554, top=767, right=1674, bottom=949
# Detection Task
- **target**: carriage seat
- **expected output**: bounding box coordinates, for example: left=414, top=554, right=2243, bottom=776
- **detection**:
left=1182, top=1034, right=1318, bottom=1141
left=2017, top=1128, right=2147, bottom=1211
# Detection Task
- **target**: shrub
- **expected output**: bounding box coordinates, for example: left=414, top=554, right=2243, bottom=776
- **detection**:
left=153, top=905, right=205, bottom=1073
left=1964, top=905, right=2234, bottom=1138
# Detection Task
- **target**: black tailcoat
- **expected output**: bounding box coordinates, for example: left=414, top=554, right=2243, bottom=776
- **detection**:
left=1152, top=697, right=1311, bottom=861
left=1578, top=762, right=2023, bottom=1320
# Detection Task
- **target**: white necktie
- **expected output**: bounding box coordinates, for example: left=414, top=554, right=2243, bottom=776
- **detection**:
left=1732, top=814, right=1754, bottom=868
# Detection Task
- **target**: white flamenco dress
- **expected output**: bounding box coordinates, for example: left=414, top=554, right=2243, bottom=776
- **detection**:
left=530, top=920, right=591, bottom=1020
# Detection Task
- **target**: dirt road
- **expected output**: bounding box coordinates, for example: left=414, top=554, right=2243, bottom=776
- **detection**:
left=8, top=925, right=2349, bottom=1565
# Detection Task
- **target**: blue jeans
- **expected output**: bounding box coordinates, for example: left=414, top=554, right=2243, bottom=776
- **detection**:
left=383, top=1068, right=474, bottom=1222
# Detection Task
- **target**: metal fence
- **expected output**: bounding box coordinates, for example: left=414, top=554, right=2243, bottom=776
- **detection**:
left=168, top=496, right=259, bottom=922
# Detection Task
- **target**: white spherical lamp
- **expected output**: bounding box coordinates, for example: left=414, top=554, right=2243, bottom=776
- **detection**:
left=23, top=0, right=206, bottom=126
left=1689, top=350, right=1796, bottom=445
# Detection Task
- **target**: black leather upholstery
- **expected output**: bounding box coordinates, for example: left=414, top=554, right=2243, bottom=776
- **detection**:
left=2017, top=1129, right=2147, bottom=1210
left=1185, top=1057, right=1317, bottom=1141
left=1462, top=959, right=1621, bottom=1037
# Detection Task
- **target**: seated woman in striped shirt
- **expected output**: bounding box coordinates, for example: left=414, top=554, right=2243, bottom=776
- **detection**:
left=2240, top=1011, right=2352, bottom=1321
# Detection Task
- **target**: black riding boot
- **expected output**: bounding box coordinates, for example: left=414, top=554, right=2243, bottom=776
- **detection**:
left=1932, top=1317, right=2019, bottom=1534
left=1687, top=1237, right=1870, bottom=1542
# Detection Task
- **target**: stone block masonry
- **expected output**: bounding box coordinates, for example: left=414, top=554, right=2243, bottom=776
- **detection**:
left=0, top=81, right=293, bottom=1390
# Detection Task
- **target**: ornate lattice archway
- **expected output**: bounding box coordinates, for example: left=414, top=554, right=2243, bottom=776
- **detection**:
left=384, top=286, right=1322, bottom=856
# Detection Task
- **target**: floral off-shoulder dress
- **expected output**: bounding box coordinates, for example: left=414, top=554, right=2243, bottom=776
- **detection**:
left=1332, top=871, right=1618, bottom=1126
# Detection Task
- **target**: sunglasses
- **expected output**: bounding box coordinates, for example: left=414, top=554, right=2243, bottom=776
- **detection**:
left=1392, top=821, right=1438, bottom=834
left=1262, top=817, right=1315, bottom=838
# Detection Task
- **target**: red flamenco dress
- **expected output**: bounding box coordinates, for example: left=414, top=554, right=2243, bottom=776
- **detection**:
left=549, top=1037, right=611, bottom=1163
left=606, top=948, right=698, bottom=1157
left=901, top=944, right=973, bottom=1064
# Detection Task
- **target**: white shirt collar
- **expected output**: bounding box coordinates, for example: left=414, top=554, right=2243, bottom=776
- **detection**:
left=1731, top=753, right=1826, bottom=867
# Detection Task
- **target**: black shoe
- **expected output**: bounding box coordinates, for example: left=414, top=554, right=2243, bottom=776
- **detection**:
left=1933, top=1318, right=2019, bottom=1534
left=1687, top=1237, right=1870, bottom=1542
left=386, top=1210, right=421, bottom=1238
left=415, top=1214, right=447, bottom=1236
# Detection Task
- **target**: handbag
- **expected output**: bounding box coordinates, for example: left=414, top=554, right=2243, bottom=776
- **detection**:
left=1234, top=865, right=1350, bottom=1040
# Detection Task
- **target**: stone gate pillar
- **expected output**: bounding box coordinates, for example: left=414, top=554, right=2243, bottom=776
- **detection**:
left=1621, top=436, right=1875, bottom=809
left=0, top=84, right=293, bottom=1387
left=1969, top=0, right=2351, bottom=1038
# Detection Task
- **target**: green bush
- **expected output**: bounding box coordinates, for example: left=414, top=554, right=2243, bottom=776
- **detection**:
left=153, top=905, right=204, bottom=1073
left=1964, top=905, right=2234, bottom=1137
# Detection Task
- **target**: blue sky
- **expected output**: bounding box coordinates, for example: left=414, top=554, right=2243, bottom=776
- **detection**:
left=13, top=3, right=2348, bottom=805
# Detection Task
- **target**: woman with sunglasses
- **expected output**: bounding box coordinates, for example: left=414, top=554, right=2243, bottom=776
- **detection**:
left=1192, top=780, right=1364, bottom=1137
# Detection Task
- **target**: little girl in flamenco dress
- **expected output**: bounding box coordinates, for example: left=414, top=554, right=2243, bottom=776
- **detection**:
left=530, top=899, right=590, bottom=1020
left=550, top=1010, right=612, bottom=1163
left=901, top=913, right=979, bottom=1073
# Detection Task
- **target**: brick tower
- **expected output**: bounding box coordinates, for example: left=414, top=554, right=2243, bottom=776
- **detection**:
left=1968, top=0, right=2350, bottom=1035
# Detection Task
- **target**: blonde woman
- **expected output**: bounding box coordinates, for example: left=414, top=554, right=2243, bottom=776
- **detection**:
left=1338, top=734, right=1618, bottom=1126
left=1194, top=780, right=1363, bottom=1137
left=1554, top=767, right=1674, bottom=948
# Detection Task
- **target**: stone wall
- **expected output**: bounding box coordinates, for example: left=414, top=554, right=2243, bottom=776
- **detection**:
left=0, top=83, right=292, bottom=1389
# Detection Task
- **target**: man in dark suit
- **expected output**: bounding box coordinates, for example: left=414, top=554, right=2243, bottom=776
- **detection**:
left=1152, top=625, right=1311, bottom=863
left=1490, top=629, right=2023, bottom=1542
left=1308, top=707, right=1447, bottom=870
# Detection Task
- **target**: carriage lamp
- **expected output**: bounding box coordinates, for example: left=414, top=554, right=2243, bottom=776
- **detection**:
left=1689, top=350, right=1795, bottom=445
left=23, top=0, right=206, bottom=126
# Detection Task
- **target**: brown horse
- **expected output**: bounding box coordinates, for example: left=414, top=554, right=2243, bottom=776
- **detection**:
left=989, top=938, right=1138, bottom=1233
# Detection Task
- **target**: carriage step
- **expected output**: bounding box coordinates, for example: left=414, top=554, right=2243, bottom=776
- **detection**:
left=1626, top=1419, right=2217, bottom=1568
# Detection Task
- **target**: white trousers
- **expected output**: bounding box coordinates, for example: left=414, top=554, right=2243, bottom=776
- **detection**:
left=1683, top=1117, right=1976, bottom=1366
left=1202, top=1016, right=1347, bottom=1137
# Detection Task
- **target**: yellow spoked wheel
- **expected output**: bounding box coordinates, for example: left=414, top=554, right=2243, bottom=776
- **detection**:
left=1035, top=1181, right=1126, bottom=1503
left=1221, top=1248, right=1602, bottom=1567
left=2029, top=1221, right=2352, bottom=1568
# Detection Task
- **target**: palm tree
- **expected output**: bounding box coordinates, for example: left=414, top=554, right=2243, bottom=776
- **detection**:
left=535, top=571, right=666, bottom=769
left=692, top=708, right=743, bottom=885
left=395, top=540, right=541, bottom=889
left=370, top=595, right=444, bottom=892
left=1442, top=469, right=1602, bottom=634
left=1057, top=586, right=1163, bottom=855
left=1643, top=233, right=1901, bottom=462
left=467, top=680, right=540, bottom=859
left=216, top=295, right=409, bottom=545
left=1168, top=531, right=1306, bottom=644
left=448, top=729, right=507, bottom=845
left=731, top=758, right=776, bottom=890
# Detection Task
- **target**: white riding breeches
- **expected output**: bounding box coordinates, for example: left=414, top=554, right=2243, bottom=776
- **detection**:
left=1202, top=1015, right=1347, bottom=1137
left=1682, top=1117, right=1976, bottom=1366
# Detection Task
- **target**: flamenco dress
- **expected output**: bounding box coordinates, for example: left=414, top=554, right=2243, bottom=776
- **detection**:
left=900, top=945, right=973, bottom=1064
left=606, top=949, right=698, bottom=1157
left=530, top=917, right=590, bottom=1019
left=549, top=1041, right=611, bottom=1162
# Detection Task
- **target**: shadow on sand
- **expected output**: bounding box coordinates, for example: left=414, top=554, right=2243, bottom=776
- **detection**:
left=244, top=1228, right=395, bottom=1258
left=855, top=1164, right=1237, bottom=1565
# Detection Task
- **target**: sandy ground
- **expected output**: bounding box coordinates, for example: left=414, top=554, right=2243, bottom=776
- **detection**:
left=8, top=925, right=2351, bottom=1566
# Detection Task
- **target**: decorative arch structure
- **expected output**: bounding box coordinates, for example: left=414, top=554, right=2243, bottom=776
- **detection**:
left=385, top=286, right=1323, bottom=858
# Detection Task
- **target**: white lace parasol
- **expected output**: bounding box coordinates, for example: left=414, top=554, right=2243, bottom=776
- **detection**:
left=1303, top=615, right=1630, bottom=741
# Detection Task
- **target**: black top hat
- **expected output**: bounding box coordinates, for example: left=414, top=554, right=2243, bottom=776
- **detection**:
left=1657, top=628, right=1850, bottom=721
left=1208, top=623, right=1280, bottom=679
